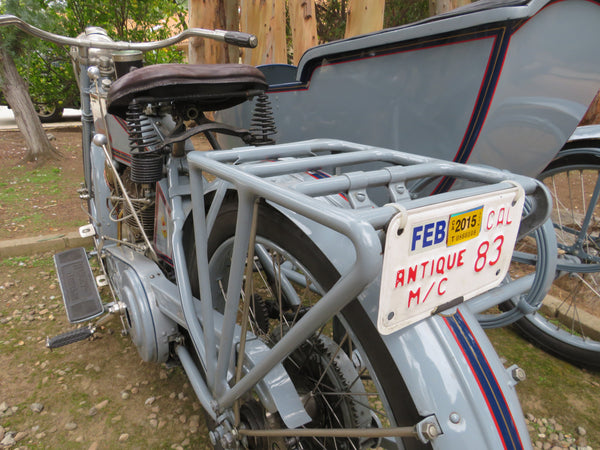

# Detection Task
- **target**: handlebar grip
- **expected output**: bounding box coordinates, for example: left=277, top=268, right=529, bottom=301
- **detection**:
left=224, top=31, right=258, bottom=48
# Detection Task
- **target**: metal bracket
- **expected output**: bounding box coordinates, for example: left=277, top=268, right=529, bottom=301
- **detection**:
left=79, top=224, right=96, bottom=238
left=95, top=274, right=108, bottom=287
left=388, top=181, right=411, bottom=203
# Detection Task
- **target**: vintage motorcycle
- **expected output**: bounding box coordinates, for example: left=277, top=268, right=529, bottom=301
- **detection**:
left=2, top=0, right=595, bottom=447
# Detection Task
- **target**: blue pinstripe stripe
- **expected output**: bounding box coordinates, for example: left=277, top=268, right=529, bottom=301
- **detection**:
left=445, top=312, right=523, bottom=450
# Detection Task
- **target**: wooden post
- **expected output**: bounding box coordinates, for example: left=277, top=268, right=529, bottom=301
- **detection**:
left=288, top=0, right=318, bottom=65
left=188, top=0, right=228, bottom=64
left=429, top=0, right=471, bottom=16
left=240, top=0, right=287, bottom=66
left=344, top=0, right=385, bottom=39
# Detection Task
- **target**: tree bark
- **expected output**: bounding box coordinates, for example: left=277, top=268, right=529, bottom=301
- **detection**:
left=224, top=0, right=241, bottom=64
left=581, top=89, right=600, bottom=125
left=0, top=46, right=60, bottom=163
left=288, top=0, right=318, bottom=65
left=188, top=0, right=229, bottom=64
left=344, top=0, right=385, bottom=39
left=240, top=0, right=286, bottom=66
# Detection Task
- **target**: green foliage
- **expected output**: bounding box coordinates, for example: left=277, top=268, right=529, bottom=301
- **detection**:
left=384, top=0, right=430, bottom=28
left=315, top=0, right=347, bottom=43
left=61, top=0, right=188, bottom=65
left=0, top=0, right=188, bottom=112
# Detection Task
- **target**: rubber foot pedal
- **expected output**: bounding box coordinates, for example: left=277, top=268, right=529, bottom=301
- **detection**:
left=54, top=248, right=104, bottom=323
left=46, top=327, right=94, bottom=349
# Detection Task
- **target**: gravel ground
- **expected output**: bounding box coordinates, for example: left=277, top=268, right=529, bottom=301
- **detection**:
left=526, top=414, right=592, bottom=450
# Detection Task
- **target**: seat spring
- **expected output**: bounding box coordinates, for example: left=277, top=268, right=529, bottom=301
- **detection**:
left=249, top=94, right=277, bottom=146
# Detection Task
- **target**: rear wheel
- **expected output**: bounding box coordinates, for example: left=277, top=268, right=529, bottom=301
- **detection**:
left=202, top=200, right=424, bottom=449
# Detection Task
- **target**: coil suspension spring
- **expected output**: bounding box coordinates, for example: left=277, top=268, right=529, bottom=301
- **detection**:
left=249, top=94, right=277, bottom=146
left=126, top=100, right=163, bottom=184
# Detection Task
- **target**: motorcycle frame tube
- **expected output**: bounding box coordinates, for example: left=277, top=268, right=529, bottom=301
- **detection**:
left=77, top=55, right=94, bottom=192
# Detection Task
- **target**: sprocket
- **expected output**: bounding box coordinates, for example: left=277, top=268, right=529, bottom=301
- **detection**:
left=280, top=331, right=373, bottom=449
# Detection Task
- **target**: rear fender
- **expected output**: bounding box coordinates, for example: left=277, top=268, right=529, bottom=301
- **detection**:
left=265, top=198, right=531, bottom=449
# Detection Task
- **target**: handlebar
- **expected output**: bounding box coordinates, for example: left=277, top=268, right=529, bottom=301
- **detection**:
left=0, top=14, right=258, bottom=50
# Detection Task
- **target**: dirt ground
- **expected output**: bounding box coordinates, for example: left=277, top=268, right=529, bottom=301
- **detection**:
left=1, top=128, right=600, bottom=449
left=0, top=128, right=210, bottom=448
left=0, top=129, right=89, bottom=241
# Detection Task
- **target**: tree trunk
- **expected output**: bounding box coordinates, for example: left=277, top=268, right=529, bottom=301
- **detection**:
left=344, top=0, right=385, bottom=39
left=429, top=0, right=471, bottom=15
left=188, top=0, right=229, bottom=64
left=289, top=0, right=318, bottom=65
left=581, top=89, right=600, bottom=125
left=240, top=0, right=286, bottom=66
left=224, top=0, right=241, bottom=63
left=0, top=46, right=60, bottom=163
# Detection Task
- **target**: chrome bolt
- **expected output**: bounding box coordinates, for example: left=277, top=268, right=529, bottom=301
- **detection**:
left=423, top=422, right=440, bottom=439
left=449, top=412, right=461, bottom=424
left=511, top=367, right=526, bottom=382
left=355, top=192, right=366, bottom=202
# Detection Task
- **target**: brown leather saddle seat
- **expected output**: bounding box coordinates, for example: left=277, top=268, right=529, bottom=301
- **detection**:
left=107, top=63, right=268, bottom=118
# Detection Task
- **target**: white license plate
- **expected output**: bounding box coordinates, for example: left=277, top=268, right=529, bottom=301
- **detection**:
left=377, top=185, right=525, bottom=335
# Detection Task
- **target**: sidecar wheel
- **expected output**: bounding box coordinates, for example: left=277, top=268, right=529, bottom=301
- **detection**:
left=506, top=150, right=600, bottom=370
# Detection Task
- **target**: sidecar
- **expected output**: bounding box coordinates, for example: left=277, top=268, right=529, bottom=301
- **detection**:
left=218, top=0, right=600, bottom=190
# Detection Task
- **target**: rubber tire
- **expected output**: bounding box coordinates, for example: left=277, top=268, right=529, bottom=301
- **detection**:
left=197, top=199, right=427, bottom=450
left=35, top=104, right=63, bottom=123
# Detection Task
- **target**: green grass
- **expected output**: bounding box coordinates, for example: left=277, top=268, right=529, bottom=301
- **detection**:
left=0, top=255, right=56, bottom=269
left=0, top=167, right=64, bottom=206
left=487, top=326, right=600, bottom=445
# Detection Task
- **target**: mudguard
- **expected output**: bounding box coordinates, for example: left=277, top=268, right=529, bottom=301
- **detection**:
left=267, top=198, right=531, bottom=448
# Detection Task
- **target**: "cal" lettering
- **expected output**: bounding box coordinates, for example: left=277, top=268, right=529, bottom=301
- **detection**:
left=486, top=205, right=514, bottom=231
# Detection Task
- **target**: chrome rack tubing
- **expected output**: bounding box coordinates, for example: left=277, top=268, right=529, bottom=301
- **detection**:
left=467, top=274, right=536, bottom=313
left=213, top=139, right=542, bottom=193
left=187, top=153, right=383, bottom=412
left=214, top=190, right=257, bottom=398
left=218, top=232, right=380, bottom=411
